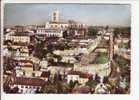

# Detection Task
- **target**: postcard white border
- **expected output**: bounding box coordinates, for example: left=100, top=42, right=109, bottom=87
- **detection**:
left=1, top=0, right=139, bottom=100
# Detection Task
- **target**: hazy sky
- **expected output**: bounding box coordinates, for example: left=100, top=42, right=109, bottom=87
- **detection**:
left=4, top=4, right=131, bottom=27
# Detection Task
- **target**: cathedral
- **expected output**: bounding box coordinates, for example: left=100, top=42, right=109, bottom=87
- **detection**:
left=45, top=10, right=69, bottom=30
left=37, top=10, right=87, bottom=38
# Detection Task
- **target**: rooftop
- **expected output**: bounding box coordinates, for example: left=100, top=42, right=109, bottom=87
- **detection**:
left=72, top=85, right=91, bottom=94
left=11, top=77, right=46, bottom=86
left=40, top=71, right=50, bottom=78
left=49, top=21, right=68, bottom=24
left=67, top=71, right=92, bottom=78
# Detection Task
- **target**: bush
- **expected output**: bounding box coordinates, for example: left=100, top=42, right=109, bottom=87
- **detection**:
left=113, top=27, right=130, bottom=37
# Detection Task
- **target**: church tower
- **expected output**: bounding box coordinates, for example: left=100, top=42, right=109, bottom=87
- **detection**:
left=51, top=10, right=59, bottom=22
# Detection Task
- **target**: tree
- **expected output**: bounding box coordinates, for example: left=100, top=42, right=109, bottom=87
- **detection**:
left=69, top=80, right=79, bottom=92
left=87, top=27, right=98, bottom=36
left=11, top=87, right=19, bottom=93
left=105, top=25, right=109, bottom=31
left=43, top=72, right=71, bottom=94
left=34, top=43, right=48, bottom=59
left=112, top=55, right=130, bottom=94
left=53, top=55, right=62, bottom=62
left=63, top=31, right=68, bottom=38
left=43, top=85, right=57, bottom=93
left=3, top=83, right=11, bottom=93
left=113, top=27, right=131, bottom=37
left=34, top=43, right=44, bottom=59
left=61, top=82, right=70, bottom=93
left=53, top=73, right=62, bottom=84
left=69, top=80, right=74, bottom=89
left=86, top=75, right=100, bottom=89
left=3, top=56, right=16, bottom=73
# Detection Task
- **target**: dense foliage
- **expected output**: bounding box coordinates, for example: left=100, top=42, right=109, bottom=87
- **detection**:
left=87, top=27, right=98, bottom=36
left=113, top=27, right=130, bottom=37
left=118, top=43, right=130, bottom=49
left=113, top=55, right=130, bottom=92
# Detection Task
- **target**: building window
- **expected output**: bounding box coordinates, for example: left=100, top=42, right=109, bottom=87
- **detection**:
left=21, top=85, right=23, bottom=88
left=20, top=89, right=23, bottom=93
left=61, top=25, right=63, bottom=28
left=33, top=86, right=36, bottom=89
left=54, top=17, right=56, bottom=21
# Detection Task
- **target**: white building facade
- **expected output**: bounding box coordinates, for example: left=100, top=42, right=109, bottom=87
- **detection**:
left=36, top=29, right=63, bottom=37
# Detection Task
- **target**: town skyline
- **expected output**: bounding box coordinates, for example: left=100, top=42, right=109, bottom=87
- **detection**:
left=3, top=4, right=131, bottom=94
left=4, top=4, right=131, bottom=27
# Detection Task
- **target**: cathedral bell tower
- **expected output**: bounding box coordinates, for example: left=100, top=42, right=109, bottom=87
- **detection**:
left=51, top=10, right=59, bottom=22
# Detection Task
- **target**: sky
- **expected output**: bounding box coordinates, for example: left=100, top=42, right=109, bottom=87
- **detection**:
left=4, top=3, right=131, bottom=27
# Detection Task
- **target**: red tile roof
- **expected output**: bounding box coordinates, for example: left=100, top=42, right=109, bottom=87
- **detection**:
left=72, top=85, right=91, bottom=94
left=120, top=34, right=130, bottom=38
left=67, top=71, right=91, bottom=78
left=13, top=42, right=29, bottom=46
left=41, top=71, right=50, bottom=78
left=11, top=77, right=46, bottom=86
left=14, top=59, right=33, bottom=64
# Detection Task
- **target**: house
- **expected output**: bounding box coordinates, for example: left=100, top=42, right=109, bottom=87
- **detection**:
left=40, top=71, right=50, bottom=81
left=45, top=21, right=69, bottom=30
left=67, top=20, right=86, bottom=38
left=115, top=35, right=130, bottom=44
left=13, top=47, right=29, bottom=57
left=24, top=25, right=37, bottom=32
left=94, top=83, right=111, bottom=94
left=15, top=25, right=25, bottom=33
left=36, top=29, right=63, bottom=38
left=61, top=56, right=77, bottom=63
left=15, top=69, right=25, bottom=77
left=72, top=85, right=91, bottom=94
left=67, top=71, right=91, bottom=85
left=3, top=47, right=11, bottom=57
left=5, top=35, right=30, bottom=44
left=18, top=62, right=34, bottom=77
left=74, top=62, right=111, bottom=83
left=13, top=58, right=33, bottom=67
left=9, top=77, right=46, bottom=93
left=53, top=48, right=79, bottom=56
left=39, top=58, right=48, bottom=69
left=15, top=64, right=50, bottom=81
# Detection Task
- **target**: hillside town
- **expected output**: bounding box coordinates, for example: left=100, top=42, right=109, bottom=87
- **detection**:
left=3, top=10, right=131, bottom=94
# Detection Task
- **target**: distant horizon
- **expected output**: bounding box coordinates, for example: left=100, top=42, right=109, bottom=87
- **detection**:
left=4, top=24, right=131, bottom=28
left=4, top=4, right=131, bottom=27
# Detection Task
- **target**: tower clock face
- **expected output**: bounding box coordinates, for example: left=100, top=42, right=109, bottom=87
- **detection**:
left=53, top=12, right=56, bottom=16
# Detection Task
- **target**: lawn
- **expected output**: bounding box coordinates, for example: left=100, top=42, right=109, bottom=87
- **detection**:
left=92, top=53, right=109, bottom=64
